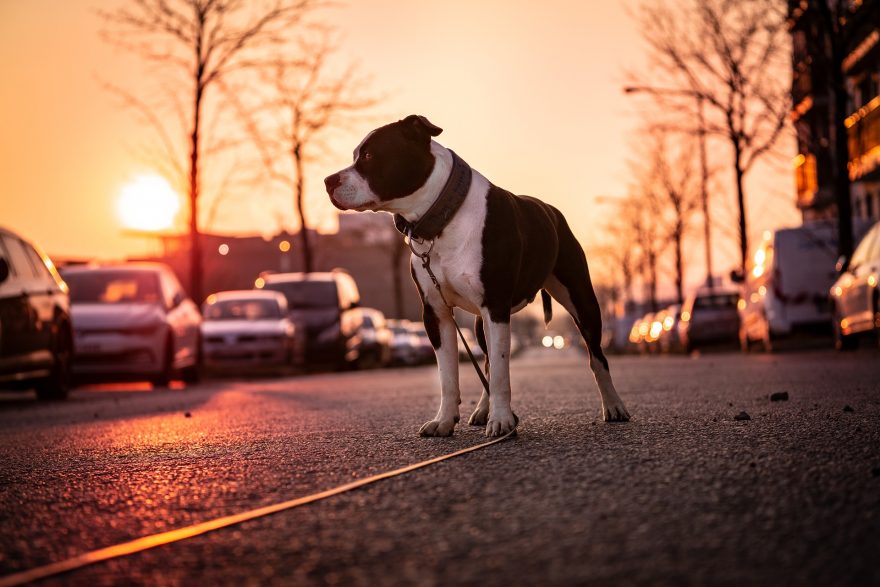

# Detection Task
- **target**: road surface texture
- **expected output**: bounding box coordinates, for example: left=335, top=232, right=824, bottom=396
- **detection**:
left=1, top=348, right=878, bottom=586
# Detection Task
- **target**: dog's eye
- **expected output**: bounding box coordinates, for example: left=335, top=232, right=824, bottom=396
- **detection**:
left=362, top=151, right=373, bottom=162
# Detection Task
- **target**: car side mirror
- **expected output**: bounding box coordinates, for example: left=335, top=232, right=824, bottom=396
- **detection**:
left=835, top=255, right=849, bottom=274
left=0, top=258, right=8, bottom=284
left=729, top=269, right=744, bottom=284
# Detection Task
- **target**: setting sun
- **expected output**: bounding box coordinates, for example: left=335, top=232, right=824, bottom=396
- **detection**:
left=116, top=175, right=180, bottom=231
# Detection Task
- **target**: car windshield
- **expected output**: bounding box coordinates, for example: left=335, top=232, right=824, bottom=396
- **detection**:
left=264, top=280, right=338, bottom=309
left=693, top=294, right=738, bottom=310
left=64, top=270, right=162, bottom=304
left=205, top=299, right=282, bottom=320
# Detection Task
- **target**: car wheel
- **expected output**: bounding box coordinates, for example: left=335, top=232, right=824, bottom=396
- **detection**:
left=152, top=337, right=175, bottom=388
left=761, top=327, right=774, bottom=353
left=180, top=336, right=202, bottom=385
left=873, top=290, right=880, bottom=349
left=739, top=327, right=751, bottom=353
left=831, top=307, right=857, bottom=351
left=35, top=322, right=72, bottom=401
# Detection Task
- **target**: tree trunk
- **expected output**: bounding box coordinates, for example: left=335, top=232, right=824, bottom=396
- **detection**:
left=698, top=98, right=713, bottom=289
left=674, top=227, right=684, bottom=305
left=293, top=144, right=313, bottom=273
left=188, top=81, right=204, bottom=304
left=648, top=251, right=658, bottom=312
left=392, top=241, right=406, bottom=318
left=733, top=137, right=749, bottom=277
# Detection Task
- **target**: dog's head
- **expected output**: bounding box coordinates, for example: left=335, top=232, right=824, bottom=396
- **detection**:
left=324, top=115, right=443, bottom=211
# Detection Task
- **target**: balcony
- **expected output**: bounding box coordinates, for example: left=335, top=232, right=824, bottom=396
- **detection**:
left=847, top=95, right=880, bottom=180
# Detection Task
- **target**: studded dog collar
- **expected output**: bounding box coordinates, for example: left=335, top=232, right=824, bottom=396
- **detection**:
left=393, top=150, right=472, bottom=241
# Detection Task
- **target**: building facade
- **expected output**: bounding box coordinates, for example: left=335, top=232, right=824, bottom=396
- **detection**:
left=790, top=0, right=880, bottom=224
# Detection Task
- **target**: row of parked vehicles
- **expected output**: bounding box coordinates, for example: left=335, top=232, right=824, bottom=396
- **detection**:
left=0, top=225, right=458, bottom=400
left=628, top=220, right=880, bottom=353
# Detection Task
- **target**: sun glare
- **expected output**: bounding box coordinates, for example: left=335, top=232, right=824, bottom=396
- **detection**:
left=117, top=175, right=181, bottom=231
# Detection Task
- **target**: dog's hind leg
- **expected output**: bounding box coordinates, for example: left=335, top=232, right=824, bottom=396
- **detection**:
left=543, top=228, right=630, bottom=422
left=468, top=316, right=491, bottom=426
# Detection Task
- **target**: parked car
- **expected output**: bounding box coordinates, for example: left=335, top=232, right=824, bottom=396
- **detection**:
left=644, top=312, right=665, bottom=351
left=61, top=263, right=202, bottom=386
left=656, top=304, right=682, bottom=353
left=356, top=308, right=392, bottom=368
left=407, top=322, right=437, bottom=364
left=201, top=290, right=299, bottom=371
left=738, top=223, right=869, bottom=352
left=830, top=220, right=880, bottom=350
left=457, top=327, right=485, bottom=363
left=0, top=226, right=72, bottom=400
left=628, top=312, right=654, bottom=353
left=678, top=289, right=740, bottom=352
left=387, top=319, right=420, bottom=366
left=260, top=270, right=363, bottom=368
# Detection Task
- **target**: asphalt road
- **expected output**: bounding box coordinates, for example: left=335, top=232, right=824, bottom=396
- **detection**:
left=1, top=347, right=879, bottom=586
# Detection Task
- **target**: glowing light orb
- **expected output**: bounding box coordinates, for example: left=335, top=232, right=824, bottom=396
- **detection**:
left=117, top=175, right=180, bottom=231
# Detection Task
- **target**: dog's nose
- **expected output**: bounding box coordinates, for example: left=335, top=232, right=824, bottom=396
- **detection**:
left=324, top=173, right=342, bottom=194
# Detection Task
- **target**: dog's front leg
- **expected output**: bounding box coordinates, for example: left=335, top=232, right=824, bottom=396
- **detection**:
left=481, top=310, right=517, bottom=437
left=418, top=303, right=461, bottom=437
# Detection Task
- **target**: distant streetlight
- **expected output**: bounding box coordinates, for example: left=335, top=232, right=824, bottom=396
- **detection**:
left=278, top=239, right=292, bottom=272
left=623, top=85, right=713, bottom=290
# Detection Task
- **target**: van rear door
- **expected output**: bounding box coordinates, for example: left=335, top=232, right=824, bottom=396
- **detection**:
left=774, top=226, right=838, bottom=327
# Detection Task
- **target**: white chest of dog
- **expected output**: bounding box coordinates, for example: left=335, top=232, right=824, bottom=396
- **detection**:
left=325, top=115, right=630, bottom=437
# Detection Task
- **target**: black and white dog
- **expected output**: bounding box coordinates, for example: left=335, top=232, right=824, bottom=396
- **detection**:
left=325, top=115, right=630, bottom=437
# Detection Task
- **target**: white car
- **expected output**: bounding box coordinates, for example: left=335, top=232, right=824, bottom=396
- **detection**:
left=387, top=319, right=419, bottom=366
left=830, top=220, right=880, bottom=350
left=738, top=222, right=870, bottom=351
left=61, top=263, right=202, bottom=386
left=201, top=290, right=299, bottom=369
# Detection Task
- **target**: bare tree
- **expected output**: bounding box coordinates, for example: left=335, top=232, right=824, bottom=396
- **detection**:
left=629, top=0, right=791, bottom=276
left=237, top=28, right=377, bottom=273
left=619, top=187, right=666, bottom=312
left=99, top=0, right=316, bottom=302
left=648, top=131, right=702, bottom=304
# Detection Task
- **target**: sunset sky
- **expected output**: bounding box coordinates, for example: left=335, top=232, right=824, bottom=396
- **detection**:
left=0, top=0, right=799, bottom=291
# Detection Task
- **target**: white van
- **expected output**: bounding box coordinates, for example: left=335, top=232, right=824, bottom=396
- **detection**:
left=738, top=222, right=868, bottom=351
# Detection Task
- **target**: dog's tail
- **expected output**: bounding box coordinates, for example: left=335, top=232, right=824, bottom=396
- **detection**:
left=541, top=289, right=552, bottom=326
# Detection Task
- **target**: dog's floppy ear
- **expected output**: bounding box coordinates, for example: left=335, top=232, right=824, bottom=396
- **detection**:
left=401, top=114, right=443, bottom=140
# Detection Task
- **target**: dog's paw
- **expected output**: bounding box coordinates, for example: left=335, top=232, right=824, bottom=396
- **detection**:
left=419, top=419, right=456, bottom=437
left=602, top=402, right=631, bottom=422
left=468, top=405, right=489, bottom=426
left=485, top=411, right=517, bottom=437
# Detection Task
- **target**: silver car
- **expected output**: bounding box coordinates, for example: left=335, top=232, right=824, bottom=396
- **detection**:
left=201, top=290, right=298, bottom=370
left=61, top=263, right=202, bottom=386
left=678, top=289, right=740, bottom=352
left=830, top=220, right=880, bottom=350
